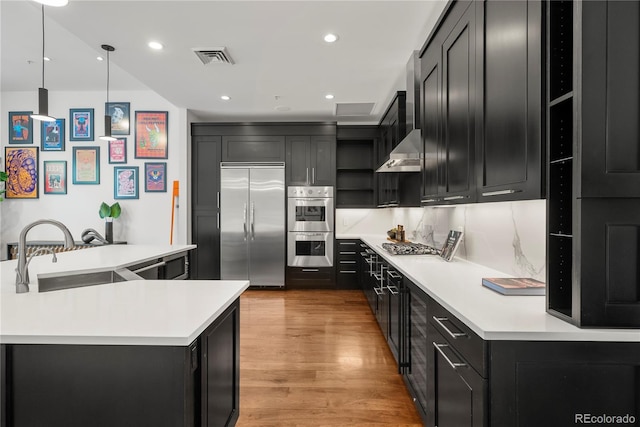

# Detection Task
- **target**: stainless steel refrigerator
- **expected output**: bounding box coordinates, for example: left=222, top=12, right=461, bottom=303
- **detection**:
left=220, top=163, right=285, bottom=287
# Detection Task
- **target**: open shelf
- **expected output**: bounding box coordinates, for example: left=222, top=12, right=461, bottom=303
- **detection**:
left=336, top=136, right=377, bottom=208
left=549, top=97, right=573, bottom=162
left=548, top=160, right=572, bottom=236
left=547, top=234, right=573, bottom=320
left=549, top=1, right=573, bottom=101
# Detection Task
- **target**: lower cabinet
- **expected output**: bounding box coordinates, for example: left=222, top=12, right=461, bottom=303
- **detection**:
left=1, top=300, right=240, bottom=427
left=286, top=266, right=335, bottom=289
left=404, top=279, right=429, bottom=422
left=336, top=239, right=360, bottom=289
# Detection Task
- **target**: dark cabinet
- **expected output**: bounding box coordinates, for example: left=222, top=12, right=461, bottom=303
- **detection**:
left=1, top=300, right=241, bottom=427
left=285, top=266, right=335, bottom=289
left=221, top=135, right=285, bottom=162
left=441, top=1, right=477, bottom=204
left=191, top=134, right=221, bottom=279
left=336, top=239, right=360, bottom=289
left=420, top=1, right=477, bottom=205
left=286, top=135, right=336, bottom=186
left=546, top=0, right=640, bottom=327
left=386, top=268, right=404, bottom=367
left=427, top=322, right=486, bottom=427
left=476, top=0, right=544, bottom=202
left=336, top=126, right=378, bottom=208
left=200, top=300, right=240, bottom=427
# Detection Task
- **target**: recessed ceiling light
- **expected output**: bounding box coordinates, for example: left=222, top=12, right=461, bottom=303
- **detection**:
left=97, top=56, right=104, bottom=61
left=324, top=33, right=339, bottom=43
left=148, top=41, right=164, bottom=50
left=33, top=0, right=68, bottom=6
left=220, top=95, right=231, bottom=101
left=43, top=57, right=51, bottom=61
left=325, top=94, right=335, bottom=100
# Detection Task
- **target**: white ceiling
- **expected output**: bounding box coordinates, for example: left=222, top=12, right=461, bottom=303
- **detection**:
left=1, top=0, right=446, bottom=123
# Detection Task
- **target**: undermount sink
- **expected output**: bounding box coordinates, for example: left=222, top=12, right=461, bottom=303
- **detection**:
left=37, top=268, right=140, bottom=293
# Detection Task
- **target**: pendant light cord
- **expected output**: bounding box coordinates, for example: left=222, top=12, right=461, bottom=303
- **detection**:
left=41, top=4, right=45, bottom=88
left=106, top=49, right=110, bottom=104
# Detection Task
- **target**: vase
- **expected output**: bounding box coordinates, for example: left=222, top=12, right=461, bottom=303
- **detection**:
left=105, top=221, right=114, bottom=244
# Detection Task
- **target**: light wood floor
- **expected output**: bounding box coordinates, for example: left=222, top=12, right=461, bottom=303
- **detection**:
left=236, top=289, right=423, bottom=427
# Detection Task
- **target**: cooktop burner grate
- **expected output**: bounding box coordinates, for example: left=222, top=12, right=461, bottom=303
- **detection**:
left=381, top=242, right=440, bottom=255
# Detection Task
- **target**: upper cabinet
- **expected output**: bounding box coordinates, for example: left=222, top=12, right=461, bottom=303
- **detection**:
left=286, top=135, right=336, bottom=186
left=221, top=135, right=285, bottom=163
left=476, top=0, right=544, bottom=202
left=421, top=0, right=478, bottom=205
left=420, top=0, right=544, bottom=205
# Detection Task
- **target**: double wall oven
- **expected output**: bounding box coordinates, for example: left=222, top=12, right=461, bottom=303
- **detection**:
left=287, top=186, right=334, bottom=267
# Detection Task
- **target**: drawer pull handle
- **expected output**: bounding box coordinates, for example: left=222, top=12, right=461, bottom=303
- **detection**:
left=433, top=316, right=467, bottom=339
left=340, top=251, right=356, bottom=255
left=433, top=342, right=467, bottom=370
left=340, top=242, right=357, bottom=246
left=443, top=195, right=466, bottom=201
left=302, top=269, right=319, bottom=272
left=340, top=260, right=356, bottom=264
left=386, top=285, right=399, bottom=295
left=482, top=189, right=519, bottom=197
left=339, top=270, right=357, bottom=274
left=373, top=287, right=384, bottom=296
left=387, top=270, right=402, bottom=279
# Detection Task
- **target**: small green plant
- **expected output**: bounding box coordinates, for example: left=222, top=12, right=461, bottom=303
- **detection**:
left=0, top=171, right=8, bottom=201
left=99, top=202, right=121, bottom=220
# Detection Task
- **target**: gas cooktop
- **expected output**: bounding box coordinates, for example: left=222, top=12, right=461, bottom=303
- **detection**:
left=381, top=242, right=440, bottom=256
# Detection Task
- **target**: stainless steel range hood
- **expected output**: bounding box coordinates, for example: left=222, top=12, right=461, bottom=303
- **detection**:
left=377, top=50, right=422, bottom=173
left=376, top=129, right=421, bottom=172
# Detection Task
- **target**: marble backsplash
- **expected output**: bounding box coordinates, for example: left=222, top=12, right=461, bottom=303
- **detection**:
left=336, top=199, right=546, bottom=281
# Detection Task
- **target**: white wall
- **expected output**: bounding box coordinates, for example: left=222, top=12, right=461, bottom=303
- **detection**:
left=0, top=89, right=189, bottom=259
left=337, top=199, right=547, bottom=281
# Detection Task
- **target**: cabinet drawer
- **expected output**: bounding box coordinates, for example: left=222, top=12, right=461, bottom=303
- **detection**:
left=427, top=296, right=487, bottom=377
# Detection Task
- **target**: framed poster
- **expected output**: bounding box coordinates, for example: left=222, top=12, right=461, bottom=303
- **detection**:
left=43, top=160, right=67, bottom=195
left=69, top=108, right=94, bottom=141
left=105, top=102, right=130, bottom=135
left=114, top=166, right=139, bottom=199
left=72, top=146, right=100, bottom=184
left=135, top=111, right=168, bottom=159
left=41, top=118, right=65, bottom=151
left=144, top=162, right=167, bottom=192
left=8, top=111, right=33, bottom=144
left=4, top=146, right=38, bottom=199
left=108, top=138, right=127, bottom=164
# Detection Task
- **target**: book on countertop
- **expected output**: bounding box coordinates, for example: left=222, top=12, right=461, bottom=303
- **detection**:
left=439, top=230, right=463, bottom=262
left=482, top=277, right=546, bottom=296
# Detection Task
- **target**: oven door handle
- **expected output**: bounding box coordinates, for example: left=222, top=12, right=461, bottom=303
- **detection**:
left=295, top=198, right=328, bottom=202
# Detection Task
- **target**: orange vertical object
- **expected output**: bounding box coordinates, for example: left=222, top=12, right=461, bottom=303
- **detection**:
left=170, top=181, right=179, bottom=244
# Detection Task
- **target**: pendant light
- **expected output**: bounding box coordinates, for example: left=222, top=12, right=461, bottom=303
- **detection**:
left=31, top=4, right=56, bottom=122
left=99, top=44, right=117, bottom=141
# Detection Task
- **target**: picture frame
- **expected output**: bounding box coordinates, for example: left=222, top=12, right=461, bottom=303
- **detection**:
left=114, top=166, right=139, bottom=199
left=134, top=111, right=168, bottom=159
left=108, top=138, right=127, bottom=164
left=4, top=146, right=38, bottom=199
left=144, top=162, right=167, bottom=192
left=8, top=111, right=33, bottom=144
left=105, top=102, right=130, bottom=135
left=69, top=108, right=94, bottom=141
left=72, top=146, right=100, bottom=184
left=41, top=118, right=65, bottom=151
left=43, top=160, right=67, bottom=195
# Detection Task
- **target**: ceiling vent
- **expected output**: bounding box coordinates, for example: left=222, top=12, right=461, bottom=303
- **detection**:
left=192, top=47, right=234, bottom=65
left=335, top=102, right=375, bottom=116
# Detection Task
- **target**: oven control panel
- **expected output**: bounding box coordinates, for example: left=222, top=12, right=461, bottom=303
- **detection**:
left=287, top=186, right=334, bottom=198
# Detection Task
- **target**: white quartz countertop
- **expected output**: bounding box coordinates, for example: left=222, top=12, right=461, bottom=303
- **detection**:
left=0, top=245, right=249, bottom=346
left=342, top=234, right=640, bottom=342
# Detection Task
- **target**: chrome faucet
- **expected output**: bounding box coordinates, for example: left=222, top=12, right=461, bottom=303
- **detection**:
left=15, top=219, right=74, bottom=293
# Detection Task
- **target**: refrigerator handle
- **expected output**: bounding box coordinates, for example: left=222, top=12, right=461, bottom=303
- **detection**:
left=306, top=168, right=309, bottom=184
left=217, top=191, right=220, bottom=209
left=243, top=203, right=248, bottom=241
left=312, top=167, right=315, bottom=184
left=250, top=202, right=255, bottom=240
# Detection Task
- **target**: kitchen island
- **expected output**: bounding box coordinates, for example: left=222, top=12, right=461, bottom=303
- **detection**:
left=340, top=234, right=640, bottom=427
left=0, top=245, right=248, bottom=427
